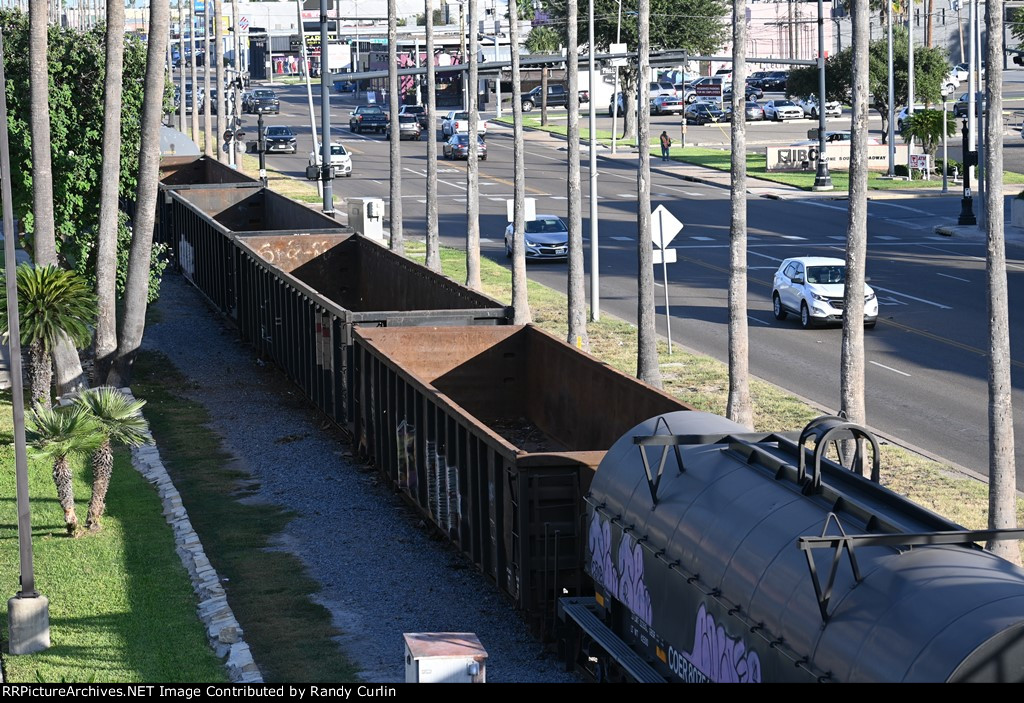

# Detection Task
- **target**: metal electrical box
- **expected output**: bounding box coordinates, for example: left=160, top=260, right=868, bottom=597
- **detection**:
left=403, top=632, right=487, bottom=683
left=347, top=197, right=385, bottom=243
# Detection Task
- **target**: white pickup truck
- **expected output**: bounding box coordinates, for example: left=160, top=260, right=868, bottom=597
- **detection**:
left=307, top=142, right=352, bottom=179
left=440, top=111, right=488, bottom=139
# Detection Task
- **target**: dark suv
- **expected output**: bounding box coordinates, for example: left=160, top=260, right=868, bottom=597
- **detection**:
left=245, top=89, right=280, bottom=115
left=398, top=104, right=429, bottom=129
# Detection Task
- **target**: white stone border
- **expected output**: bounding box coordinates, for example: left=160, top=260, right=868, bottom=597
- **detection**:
left=74, top=388, right=263, bottom=683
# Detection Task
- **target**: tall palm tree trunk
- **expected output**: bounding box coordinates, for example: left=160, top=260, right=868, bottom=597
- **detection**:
left=424, top=0, right=440, bottom=272
left=388, top=0, right=403, bottom=254
left=94, top=0, right=126, bottom=383
left=982, top=0, right=1019, bottom=564
left=29, top=0, right=56, bottom=265
left=86, top=438, right=113, bottom=529
left=465, top=0, right=481, bottom=290
left=52, top=454, right=78, bottom=535
left=726, top=0, right=752, bottom=427
left=508, top=0, right=529, bottom=324
left=841, top=0, right=870, bottom=427
left=27, top=340, right=52, bottom=410
left=565, top=0, right=586, bottom=350
left=108, top=0, right=169, bottom=386
left=635, top=0, right=660, bottom=388
left=540, top=66, right=548, bottom=127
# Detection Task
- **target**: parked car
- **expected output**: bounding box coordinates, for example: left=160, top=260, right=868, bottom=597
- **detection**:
left=772, top=256, right=878, bottom=329
left=245, top=88, right=279, bottom=115
left=683, top=102, right=724, bottom=125
left=504, top=214, right=569, bottom=260
left=756, top=71, right=789, bottom=91
left=953, top=92, right=986, bottom=119
left=726, top=101, right=765, bottom=121
left=308, top=142, right=353, bottom=178
left=895, top=104, right=929, bottom=131
left=398, top=104, right=429, bottom=129
left=443, top=133, right=487, bottom=160
left=952, top=61, right=985, bottom=82
left=650, top=81, right=677, bottom=98
left=260, top=125, right=297, bottom=154
left=763, top=99, right=804, bottom=121
left=332, top=79, right=357, bottom=93
left=651, top=95, right=685, bottom=115
left=683, top=76, right=730, bottom=104
left=794, top=95, right=842, bottom=119
left=440, top=111, right=487, bottom=138
left=386, top=114, right=424, bottom=140
left=349, top=105, right=389, bottom=133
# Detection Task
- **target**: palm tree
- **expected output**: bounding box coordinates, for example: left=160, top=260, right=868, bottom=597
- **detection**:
left=565, top=1, right=587, bottom=350
left=1, top=265, right=96, bottom=411
left=465, top=0, right=482, bottom=291
left=508, top=0, right=530, bottom=324
left=524, top=26, right=559, bottom=128
left=73, top=387, right=150, bottom=531
left=108, top=0, right=169, bottom=386
left=635, top=0, right=660, bottom=388
left=840, top=0, right=871, bottom=428
left=982, top=0, right=1019, bottom=563
left=424, top=0, right=440, bottom=272
left=94, top=0, right=127, bottom=383
left=900, top=109, right=954, bottom=166
left=27, top=404, right=103, bottom=536
left=29, top=0, right=56, bottom=266
left=726, top=0, right=752, bottom=427
left=189, top=3, right=199, bottom=143
left=388, top=0, right=404, bottom=254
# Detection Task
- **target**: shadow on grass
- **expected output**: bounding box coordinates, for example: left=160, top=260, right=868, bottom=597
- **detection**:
left=130, top=351, right=359, bottom=683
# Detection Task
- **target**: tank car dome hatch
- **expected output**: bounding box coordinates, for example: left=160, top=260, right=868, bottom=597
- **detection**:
left=579, top=412, right=1024, bottom=683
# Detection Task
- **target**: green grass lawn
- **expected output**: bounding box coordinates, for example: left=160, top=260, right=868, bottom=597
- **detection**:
left=129, top=353, right=361, bottom=683
left=0, top=391, right=226, bottom=683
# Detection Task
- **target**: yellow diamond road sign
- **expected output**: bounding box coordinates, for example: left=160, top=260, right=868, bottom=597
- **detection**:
left=651, top=205, right=683, bottom=249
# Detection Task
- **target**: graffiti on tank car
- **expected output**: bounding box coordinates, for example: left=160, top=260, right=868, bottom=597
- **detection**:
left=589, top=513, right=653, bottom=625
left=668, top=603, right=762, bottom=683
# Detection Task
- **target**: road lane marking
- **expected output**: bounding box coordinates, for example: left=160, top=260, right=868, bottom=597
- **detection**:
left=480, top=238, right=494, bottom=243
left=870, top=286, right=952, bottom=309
left=691, top=236, right=714, bottom=241
left=550, top=196, right=567, bottom=200
left=747, top=315, right=770, bottom=326
left=440, top=179, right=467, bottom=191
left=937, top=272, right=970, bottom=282
left=617, top=193, right=635, bottom=198
left=796, top=200, right=848, bottom=212
left=610, top=236, right=633, bottom=241
left=870, top=360, right=911, bottom=377
left=872, top=202, right=933, bottom=216
left=876, top=235, right=899, bottom=240
left=828, top=236, right=846, bottom=240
left=781, top=235, right=805, bottom=240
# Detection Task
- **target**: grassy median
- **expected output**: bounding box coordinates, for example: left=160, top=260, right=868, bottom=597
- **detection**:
left=0, top=392, right=225, bottom=683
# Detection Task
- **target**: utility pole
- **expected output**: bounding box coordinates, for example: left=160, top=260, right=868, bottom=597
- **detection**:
left=588, top=0, right=600, bottom=320
left=320, top=0, right=333, bottom=213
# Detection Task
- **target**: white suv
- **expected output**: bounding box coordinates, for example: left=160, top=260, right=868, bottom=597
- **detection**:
left=772, top=257, right=878, bottom=329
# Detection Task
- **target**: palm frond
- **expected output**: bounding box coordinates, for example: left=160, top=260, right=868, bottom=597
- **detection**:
left=73, top=387, right=151, bottom=448
left=26, top=403, right=105, bottom=461
left=0, top=264, right=97, bottom=353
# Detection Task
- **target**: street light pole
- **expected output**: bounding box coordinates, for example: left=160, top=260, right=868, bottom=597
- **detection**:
left=813, top=0, right=832, bottom=190
left=886, top=5, right=895, bottom=176
left=0, top=25, right=50, bottom=655
left=589, top=0, right=599, bottom=321
left=320, top=0, right=334, bottom=214
left=907, top=0, right=915, bottom=173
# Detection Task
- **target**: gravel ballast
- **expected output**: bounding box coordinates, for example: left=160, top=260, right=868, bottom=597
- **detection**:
left=141, top=273, right=579, bottom=683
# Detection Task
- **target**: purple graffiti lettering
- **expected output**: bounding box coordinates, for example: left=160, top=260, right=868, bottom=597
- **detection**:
left=616, top=533, right=653, bottom=625
left=682, top=604, right=762, bottom=683
left=588, top=512, right=616, bottom=598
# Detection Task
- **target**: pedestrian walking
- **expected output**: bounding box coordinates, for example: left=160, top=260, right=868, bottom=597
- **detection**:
left=660, top=131, right=672, bottom=162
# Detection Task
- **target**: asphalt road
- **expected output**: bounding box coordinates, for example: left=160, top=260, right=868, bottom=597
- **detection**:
left=237, top=79, right=1024, bottom=485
